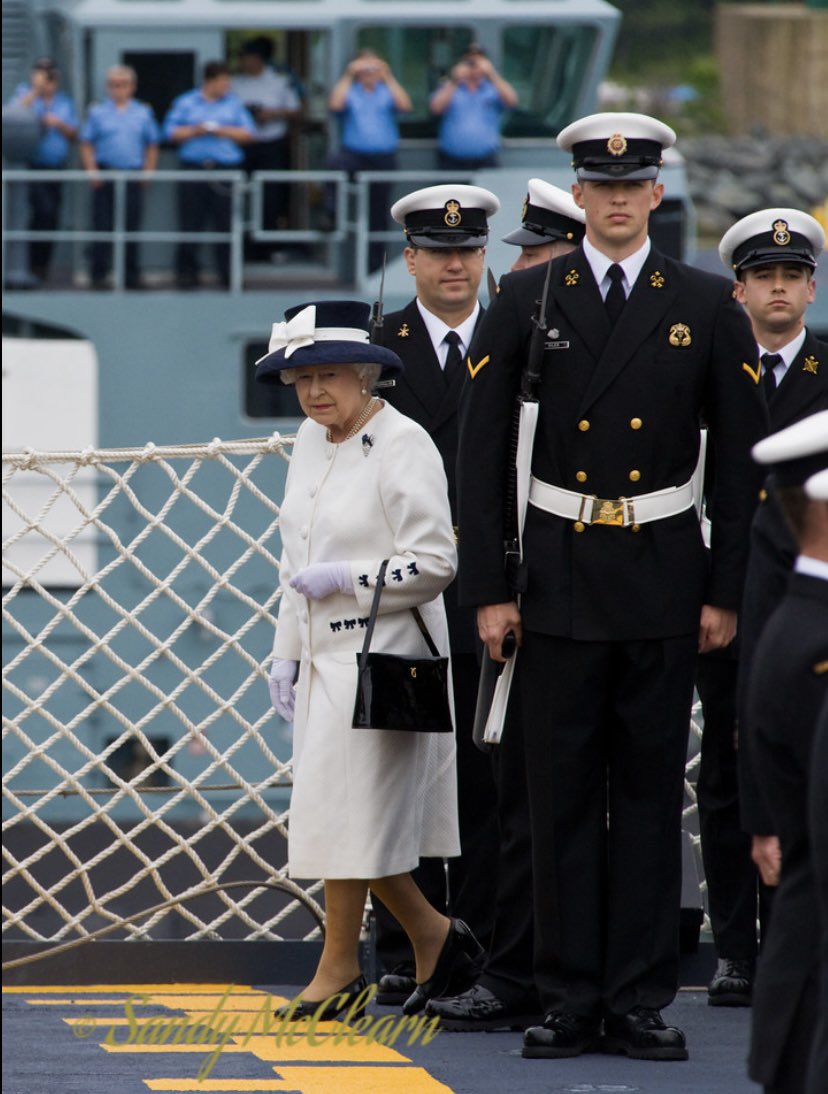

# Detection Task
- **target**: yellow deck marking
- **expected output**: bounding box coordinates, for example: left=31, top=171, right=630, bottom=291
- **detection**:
left=3, top=983, right=248, bottom=994
left=102, top=1038, right=410, bottom=1063
left=28, top=994, right=281, bottom=1010
left=146, top=1066, right=454, bottom=1092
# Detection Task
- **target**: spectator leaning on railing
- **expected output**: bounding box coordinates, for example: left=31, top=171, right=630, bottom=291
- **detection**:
left=79, top=65, right=160, bottom=290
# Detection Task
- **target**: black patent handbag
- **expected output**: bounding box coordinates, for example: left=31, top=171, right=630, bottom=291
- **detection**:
left=352, top=560, right=453, bottom=733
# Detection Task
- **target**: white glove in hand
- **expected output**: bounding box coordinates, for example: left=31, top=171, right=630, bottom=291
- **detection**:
left=268, top=658, right=298, bottom=722
left=290, top=561, right=353, bottom=600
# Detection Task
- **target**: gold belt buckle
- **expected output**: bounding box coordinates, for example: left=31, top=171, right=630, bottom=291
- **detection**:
left=588, top=496, right=629, bottom=526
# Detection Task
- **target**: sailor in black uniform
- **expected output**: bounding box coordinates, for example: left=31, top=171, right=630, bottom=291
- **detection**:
left=428, top=177, right=585, bottom=1032
left=699, top=207, right=827, bottom=1007
left=371, top=183, right=503, bottom=1005
left=454, top=111, right=768, bottom=1060
left=744, top=411, right=828, bottom=1094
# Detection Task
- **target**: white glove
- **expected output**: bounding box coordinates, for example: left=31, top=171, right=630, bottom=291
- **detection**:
left=289, top=561, right=354, bottom=600
left=268, top=658, right=298, bottom=721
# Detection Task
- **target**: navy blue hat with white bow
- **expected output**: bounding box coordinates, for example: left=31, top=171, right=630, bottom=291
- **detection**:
left=254, top=300, right=403, bottom=383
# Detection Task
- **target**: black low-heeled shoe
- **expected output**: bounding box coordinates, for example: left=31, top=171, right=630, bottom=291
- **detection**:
left=274, top=974, right=369, bottom=1022
left=402, top=918, right=484, bottom=1015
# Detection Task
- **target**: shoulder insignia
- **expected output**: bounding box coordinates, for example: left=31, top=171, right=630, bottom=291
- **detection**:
left=803, top=355, right=819, bottom=375
left=467, top=354, right=490, bottom=379
left=398, top=323, right=410, bottom=338
left=564, top=269, right=579, bottom=286
left=813, top=659, right=828, bottom=675
left=742, top=360, right=761, bottom=385
left=650, top=271, right=665, bottom=289
left=668, top=323, right=692, bottom=347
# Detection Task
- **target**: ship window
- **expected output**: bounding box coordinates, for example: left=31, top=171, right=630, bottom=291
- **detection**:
left=355, top=26, right=474, bottom=139
left=500, top=24, right=599, bottom=137
left=242, top=340, right=303, bottom=419
left=103, top=736, right=172, bottom=789
left=122, top=51, right=196, bottom=128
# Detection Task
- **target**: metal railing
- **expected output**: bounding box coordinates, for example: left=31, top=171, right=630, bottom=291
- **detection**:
left=1, top=167, right=473, bottom=294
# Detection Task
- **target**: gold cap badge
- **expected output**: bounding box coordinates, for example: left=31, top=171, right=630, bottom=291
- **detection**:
left=607, top=133, right=628, bottom=157
left=772, top=219, right=791, bottom=246
left=444, top=200, right=462, bottom=228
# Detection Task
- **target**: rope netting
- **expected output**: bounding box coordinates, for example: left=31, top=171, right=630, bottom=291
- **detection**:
left=1, top=434, right=706, bottom=958
left=2, top=435, right=328, bottom=953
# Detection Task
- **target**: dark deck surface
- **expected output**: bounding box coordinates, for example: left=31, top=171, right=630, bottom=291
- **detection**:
left=2, top=980, right=759, bottom=1093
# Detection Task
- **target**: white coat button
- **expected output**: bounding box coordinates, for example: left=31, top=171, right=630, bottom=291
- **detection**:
left=301, top=611, right=308, bottom=622
left=309, top=486, right=317, bottom=497
left=300, top=526, right=308, bottom=539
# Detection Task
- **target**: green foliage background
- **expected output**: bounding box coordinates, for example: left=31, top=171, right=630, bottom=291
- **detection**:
left=607, top=0, right=746, bottom=134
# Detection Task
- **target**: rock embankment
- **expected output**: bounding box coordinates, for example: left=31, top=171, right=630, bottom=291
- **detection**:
left=680, top=135, right=828, bottom=243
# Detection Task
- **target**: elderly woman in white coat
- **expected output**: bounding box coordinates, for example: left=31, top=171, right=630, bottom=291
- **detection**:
left=257, top=300, right=483, bottom=1020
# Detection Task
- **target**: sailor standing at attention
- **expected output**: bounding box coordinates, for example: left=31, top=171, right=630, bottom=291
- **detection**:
left=454, top=112, right=768, bottom=1060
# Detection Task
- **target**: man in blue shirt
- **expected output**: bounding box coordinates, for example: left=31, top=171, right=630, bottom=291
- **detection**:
left=163, top=61, right=256, bottom=289
left=6, top=56, right=78, bottom=284
left=430, top=44, right=517, bottom=172
left=327, top=50, right=411, bottom=272
left=80, top=65, right=160, bottom=289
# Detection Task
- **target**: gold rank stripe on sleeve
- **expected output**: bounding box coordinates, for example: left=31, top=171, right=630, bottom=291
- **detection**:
left=467, top=355, right=490, bottom=379
left=813, top=659, right=828, bottom=675
left=742, top=360, right=761, bottom=385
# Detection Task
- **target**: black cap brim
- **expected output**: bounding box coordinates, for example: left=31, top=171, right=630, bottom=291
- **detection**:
left=406, top=232, right=488, bottom=250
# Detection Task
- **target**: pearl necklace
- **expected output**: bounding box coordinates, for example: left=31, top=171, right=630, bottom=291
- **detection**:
left=327, top=397, right=378, bottom=444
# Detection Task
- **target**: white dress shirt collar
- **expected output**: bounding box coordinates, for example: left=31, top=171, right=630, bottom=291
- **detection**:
left=757, top=328, right=806, bottom=385
left=583, top=235, right=652, bottom=299
left=416, top=299, right=481, bottom=368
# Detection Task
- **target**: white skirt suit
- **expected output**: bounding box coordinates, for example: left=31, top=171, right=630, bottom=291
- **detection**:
left=272, top=402, right=461, bottom=879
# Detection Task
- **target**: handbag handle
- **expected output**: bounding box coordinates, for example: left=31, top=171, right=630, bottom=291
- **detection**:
left=358, top=559, right=441, bottom=671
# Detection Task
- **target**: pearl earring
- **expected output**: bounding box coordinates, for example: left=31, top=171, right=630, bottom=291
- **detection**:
left=361, top=387, right=367, bottom=395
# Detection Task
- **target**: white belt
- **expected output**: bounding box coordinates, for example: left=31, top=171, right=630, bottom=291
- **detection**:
left=528, top=475, right=696, bottom=527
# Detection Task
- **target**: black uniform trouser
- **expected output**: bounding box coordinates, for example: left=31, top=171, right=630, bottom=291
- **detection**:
left=176, top=166, right=233, bottom=285
left=478, top=692, right=539, bottom=1006
left=325, top=149, right=395, bottom=274
left=89, top=178, right=144, bottom=284
left=697, top=653, right=769, bottom=959
left=28, top=170, right=63, bottom=277
left=374, top=652, right=499, bottom=971
left=520, top=629, right=697, bottom=1018
left=244, top=138, right=291, bottom=258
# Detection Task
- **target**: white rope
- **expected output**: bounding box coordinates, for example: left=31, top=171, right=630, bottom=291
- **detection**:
left=2, top=434, right=324, bottom=945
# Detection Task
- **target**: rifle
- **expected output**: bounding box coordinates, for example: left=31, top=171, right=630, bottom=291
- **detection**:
left=472, top=259, right=553, bottom=752
left=503, top=257, right=553, bottom=596
left=370, top=252, right=396, bottom=389
left=369, top=252, right=385, bottom=344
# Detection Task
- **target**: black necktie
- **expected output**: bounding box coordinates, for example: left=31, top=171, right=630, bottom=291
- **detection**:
left=444, top=331, right=463, bottom=382
left=605, top=263, right=626, bottom=326
left=761, top=352, right=782, bottom=401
